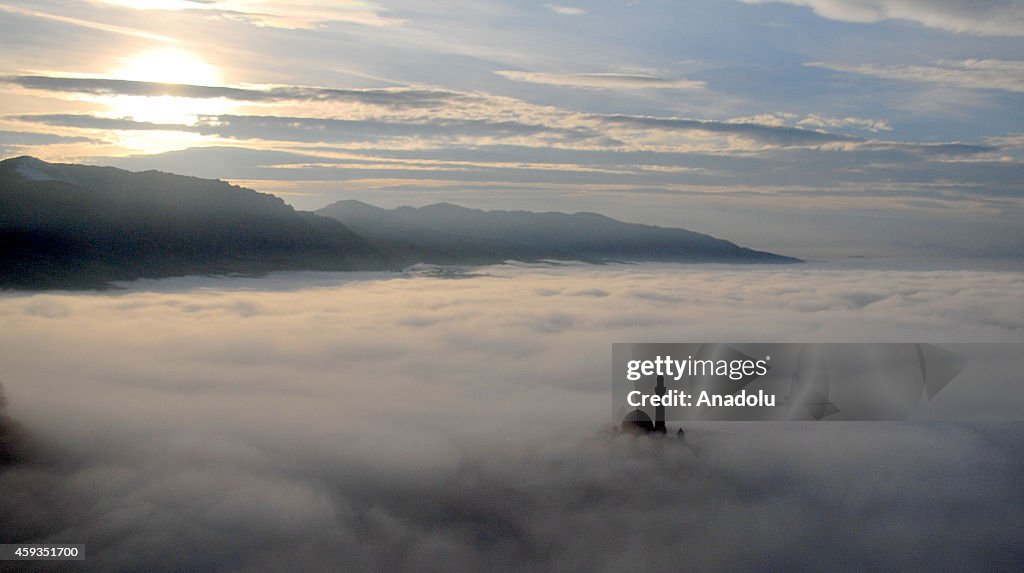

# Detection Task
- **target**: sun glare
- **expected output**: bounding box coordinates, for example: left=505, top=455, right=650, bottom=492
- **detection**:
left=98, top=47, right=235, bottom=148
left=112, top=47, right=222, bottom=85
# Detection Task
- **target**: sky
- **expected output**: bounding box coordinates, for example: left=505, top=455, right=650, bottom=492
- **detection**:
left=1, top=264, right=1023, bottom=569
left=0, top=0, right=1022, bottom=260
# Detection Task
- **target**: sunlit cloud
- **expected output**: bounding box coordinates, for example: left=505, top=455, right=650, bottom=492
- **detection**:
left=0, top=73, right=1009, bottom=163
left=795, top=114, right=891, bottom=132
left=726, top=113, right=892, bottom=133
left=92, top=48, right=235, bottom=127
left=0, top=130, right=94, bottom=146
left=598, top=114, right=857, bottom=147
left=0, top=76, right=465, bottom=109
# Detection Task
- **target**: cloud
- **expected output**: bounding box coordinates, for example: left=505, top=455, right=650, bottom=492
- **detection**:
left=795, top=114, right=891, bottom=132
left=14, top=112, right=601, bottom=148
left=1, top=75, right=1009, bottom=158
left=544, top=4, right=587, bottom=16
left=714, top=113, right=893, bottom=135
left=13, top=114, right=187, bottom=132
left=5, top=73, right=1020, bottom=233
left=496, top=70, right=705, bottom=90
left=0, top=265, right=1022, bottom=570
left=809, top=59, right=1024, bottom=93
left=1, top=76, right=464, bottom=109
left=857, top=141, right=1000, bottom=157
left=0, top=130, right=95, bottom=145
left=188, top=114, right=597, bottom=143
left=599, top=114, right=857, bottom=146
left=0, top=3, right=176, bottom=42
left=91, top=0, right=405, bottom=29
left=742, top=0, right=1024, bottom=36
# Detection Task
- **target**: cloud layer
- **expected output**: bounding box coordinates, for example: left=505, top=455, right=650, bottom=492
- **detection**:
left=0, top=264, right=1022, bottom=570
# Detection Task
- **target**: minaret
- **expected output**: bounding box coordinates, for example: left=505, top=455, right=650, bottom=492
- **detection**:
left=654, top=374, right=667, bottom=434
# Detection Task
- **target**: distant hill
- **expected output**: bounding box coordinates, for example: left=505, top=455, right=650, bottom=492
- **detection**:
left=0, top=156, right=382, bottom=289
left=1, top=156, right=799, bottom=290
left=317, top=200, right=800, bottom=266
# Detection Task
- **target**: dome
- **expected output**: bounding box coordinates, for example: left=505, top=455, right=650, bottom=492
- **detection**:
left=620, top=409, right=654, bottom=434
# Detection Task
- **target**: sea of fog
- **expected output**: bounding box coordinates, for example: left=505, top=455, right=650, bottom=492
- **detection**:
left=1, top=262, right=1022, bottom=571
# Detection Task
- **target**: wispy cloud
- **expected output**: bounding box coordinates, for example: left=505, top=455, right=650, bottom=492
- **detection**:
left=809, top=59, right=1024, bottom=93
left=0, top=3, right=176, bottom=42
left=795, top=114, right=891, bottom=132
left=496, top=70, right=705, bottom=90
left=0, top=129, right=95, bottom=145
left=91, top=0, right=404, bottom=29
left=13, top=113, right=601, bottom=149
left=599, top=114, right=857, bottom=146
left=742, top=0, right=1024, bottom=36
left=5, top=106, right=878, bottom=152
left=544, top=4, right=587, bottom=16
left=1, top=76, right=464, bottom=108
left=12, top=114, right=187, bottom=132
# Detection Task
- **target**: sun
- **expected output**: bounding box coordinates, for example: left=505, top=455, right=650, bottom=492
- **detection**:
left=97, top=47, right=235, bottom=143
left=112, top=47, right=222, bottom=86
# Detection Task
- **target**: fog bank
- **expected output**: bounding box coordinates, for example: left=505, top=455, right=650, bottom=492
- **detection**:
left=1, top=264, right=1021, bottom=571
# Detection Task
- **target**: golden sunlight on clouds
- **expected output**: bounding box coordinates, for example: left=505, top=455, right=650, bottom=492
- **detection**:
left=111, top=47, right=222, bottom=85
left=111, top=130, right=212, bottom=154
left=95, top=47, right=234, bottom=151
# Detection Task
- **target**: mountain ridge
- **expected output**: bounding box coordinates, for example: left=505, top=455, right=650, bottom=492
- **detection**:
left=317, top=199, right=800, bottom=266
left=1, top=156, right=800, bottom=290
left=0, top=156, right=384, bottom=289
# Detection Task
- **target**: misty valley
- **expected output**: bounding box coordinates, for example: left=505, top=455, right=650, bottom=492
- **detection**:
left=1, top=263, right=1022, bottom=570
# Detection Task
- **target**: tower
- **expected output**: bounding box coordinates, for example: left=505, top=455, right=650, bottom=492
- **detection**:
left=654, top=374, right=667, bottom=434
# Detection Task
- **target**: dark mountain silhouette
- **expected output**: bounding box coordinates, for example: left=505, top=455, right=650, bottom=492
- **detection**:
left=317, top=200, right=800, bottom=266
left=0, top=156, right=382, bottom=289
left=1, top=156, right=799, bottom=289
